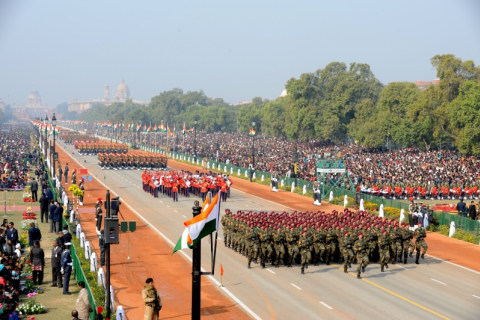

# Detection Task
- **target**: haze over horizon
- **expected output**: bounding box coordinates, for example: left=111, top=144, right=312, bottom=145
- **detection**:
left=0, top=0, right=479, bottom=107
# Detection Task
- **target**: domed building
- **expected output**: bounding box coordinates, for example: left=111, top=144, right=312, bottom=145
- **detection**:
left=114, top=80, right=131, bottom=102
left=28, top=90, right=42, bottom=108
left=10, top=89, right=56, bottom=120
left=68, top=80, right=148, bottom=114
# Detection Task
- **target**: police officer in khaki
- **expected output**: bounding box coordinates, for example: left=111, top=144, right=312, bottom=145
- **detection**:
left=142, top=277, right=162, bottom=320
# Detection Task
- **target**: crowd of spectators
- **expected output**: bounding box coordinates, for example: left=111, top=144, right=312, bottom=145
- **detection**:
left=95, top=128, right=480, bottom=192
left=0, top=128, right=37, bottom=191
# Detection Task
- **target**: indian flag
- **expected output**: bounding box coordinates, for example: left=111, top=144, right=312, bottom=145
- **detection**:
left=173, top=192, right=221, bottom=254
left=249, top=128, right=256, bottom=136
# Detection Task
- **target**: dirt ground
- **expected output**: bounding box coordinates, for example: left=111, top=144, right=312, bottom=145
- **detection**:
left=55, top=146, right=249, bottom=319
left=168, top=158, right=480, bottom=273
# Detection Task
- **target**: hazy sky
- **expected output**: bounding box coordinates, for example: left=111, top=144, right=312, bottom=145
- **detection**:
left=0, top=0, right=479, bottom=107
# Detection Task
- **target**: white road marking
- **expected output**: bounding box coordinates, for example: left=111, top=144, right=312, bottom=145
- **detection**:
left=290, top=283, right=302, bottom=290
left=61, top=144, right=264, bottom=320
left=159, top=201, right=163, bottom=203
left=320, top=302, right=333, bottom=310
left=426, top=254, right=480, bottom=275
left=217, top=237, right=222, bottom=241
left=166, top=205, right=170, bottom=208
left=396, top=265, right=409, bottom=270
left=267, top=269, right=275, bottom=274
left=431, top=278, right=447, bottom=285
left=245, top=204, right=249, bottom=207
left=137, top=187, right=140, bottom=189
left=182, top=215, right=187, bottom=218
left=472, top=295, right=480, bottom=299
left=174, top=210, right=178, bottom=212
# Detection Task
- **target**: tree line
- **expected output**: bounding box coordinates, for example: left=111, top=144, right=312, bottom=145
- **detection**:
left=76, top=54, right=480, bottom=154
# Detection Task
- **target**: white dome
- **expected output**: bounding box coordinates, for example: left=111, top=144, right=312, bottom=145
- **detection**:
left=279, top=89, right=287, bottom=97
left=114, top=80, right=130, bottom=101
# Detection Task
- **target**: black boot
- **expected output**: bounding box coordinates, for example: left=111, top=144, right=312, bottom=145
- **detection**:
left=344, top=267, right=348, bottom=273
left=385, top=264, right=389, bottom=269
left=415, top=260, right=419, bottom=265
left=301, top=269, right=305, bottom=274
left=421, top=253, right=425, bottom=259
left=381, top=266, right=384, bottom=272
left=362, top=266, right=365, bottom=273
left=357, top=274, right=362, bottom=279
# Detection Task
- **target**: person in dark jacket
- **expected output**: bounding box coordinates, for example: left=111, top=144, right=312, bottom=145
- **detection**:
left=30, top=178, right=38, bottom=202
left=45, top=187, right=53, bottom=203
left=56, top=231, right=65, bottom=251
left=63, top=225, right=72, bottom=244
left=29, top=241, right=45, bottom=285
left=39, top=192, right=49, bottom=223
left=64, top=163, right=69, bottom=184
left=51, top=240, right=63, bottom=287
left=5, top=222, right=18, bottom=254
left=58, top=162, right=63, bottom=184
left=28, top=222, right=42, bottom=249
left=53, top=202, right=63, bottom=234
left=456, top=198, right=467, bottom=217
left=468, top=201, right=477, bottom=220
left=49, top=201, right=57, bottom=233
left=41, top=179, right=48, bottom=193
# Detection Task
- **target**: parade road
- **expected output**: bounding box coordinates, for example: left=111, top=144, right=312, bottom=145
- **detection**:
left=59, top=141, right=480, bottom=320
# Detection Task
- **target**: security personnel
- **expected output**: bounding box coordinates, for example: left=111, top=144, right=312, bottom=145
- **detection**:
left=313, top=182, right=322, bottom=206
left=341, top=231, right=354, bottom=273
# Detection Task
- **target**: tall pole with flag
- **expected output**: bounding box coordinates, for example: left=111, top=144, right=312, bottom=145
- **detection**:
left=173, top=193, right=222, bottom=320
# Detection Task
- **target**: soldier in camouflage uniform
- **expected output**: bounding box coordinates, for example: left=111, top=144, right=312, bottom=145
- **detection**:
left=259, top=225, right=273, bottom=268
left=312, top=226, right=326, bottom=265
left=388, top=225, right=402, bottom=264
left=341, top=231, right=354, bottom=273
left=247, top=233, right=258, bottom=269
left=298, top=231, right=312, bottom=274
left=353, top=232, right=369, bottom=279
left=413, top=222, right=428, bottom=264
left=324, top=226, right=336, bottom=265
left=401, top=224, right=415, bottom=263
left=365, top=227, right=377, bottom=261
left=273, top=227, right=286, bottom=268
left=286, top=226, right=300, bottom=267
left=377, top=229, right=390, bottom=272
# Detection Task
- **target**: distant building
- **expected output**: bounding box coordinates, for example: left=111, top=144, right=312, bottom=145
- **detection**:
left=414, top=79, right=440, bottom=90
left=10, top=89, right=56, bottom=120
left=279, top=89, right=287, bottom=98
left=68, top=80, right=148, bottom=114
left=233, top=100, right=252, bottom=106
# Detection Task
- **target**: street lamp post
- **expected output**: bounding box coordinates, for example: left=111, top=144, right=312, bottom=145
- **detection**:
left=45, top=115, right=49, bottom=161
left=215, top=142, right=220, bottom=168
left=250, top=121, right=255, bottom=182
left=52, top=113, right=57, bottom=180
left=194, top=120, right=197, bottom=163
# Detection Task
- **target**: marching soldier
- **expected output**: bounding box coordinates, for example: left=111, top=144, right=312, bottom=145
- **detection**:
left=341, top=231, right=354, bottom=273
left=298, top=231, right=312, bottom=274
left=414, top=222, right=428, bottom=264
left=273, top=227, right=286, bottom=268
left=353, top=232, right=369, bottom=279
left=378, top=229, right=390, bottom=272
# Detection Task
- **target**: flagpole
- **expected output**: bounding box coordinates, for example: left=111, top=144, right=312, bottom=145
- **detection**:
left=212, top=191, right=221, bottom=276
left=191, top=200, right=202, bottom=320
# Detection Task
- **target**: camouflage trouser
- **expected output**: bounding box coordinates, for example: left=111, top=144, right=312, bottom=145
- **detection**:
left=260, top=244, right=270, bottom=264
left=287, top=243, right=299, bottom=265
left=356, top=253, right=370, bottom=274
left=403, top=240, right=415, bottom=258
left=274, top=243, right=286, bottom=266
left=390, top=241, right=402, bottom=261
left=367, top=242, right=376, bottom=257
left=313, top=242, right=326, bottom=263
left=301, top=248, right=312, bottom=270
left=415, top=240, right=428, bottom=260
left=342, top=248, right=354, bottom=269
left=247, top=244, right=258, bottom=265
left=224, top=231, right=229, bottom=246
left=379, top=247, right=390, bottom=268
left=325, top=242, right=336, bottom=263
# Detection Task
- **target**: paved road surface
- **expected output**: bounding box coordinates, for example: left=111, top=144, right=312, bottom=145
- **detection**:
left=61, top=142, right=480, bottom=320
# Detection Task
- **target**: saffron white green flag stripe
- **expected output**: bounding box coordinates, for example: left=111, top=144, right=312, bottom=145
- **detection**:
left=173, top=192, right=221, bottom=254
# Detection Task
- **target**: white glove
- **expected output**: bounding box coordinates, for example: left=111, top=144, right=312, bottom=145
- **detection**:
left=61, top=268, right=64, bottom=275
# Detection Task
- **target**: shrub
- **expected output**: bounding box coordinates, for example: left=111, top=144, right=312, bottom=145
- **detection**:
left=383, top=207, right=401, bottom=220
left=364, top=202, right=379, bottom=211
